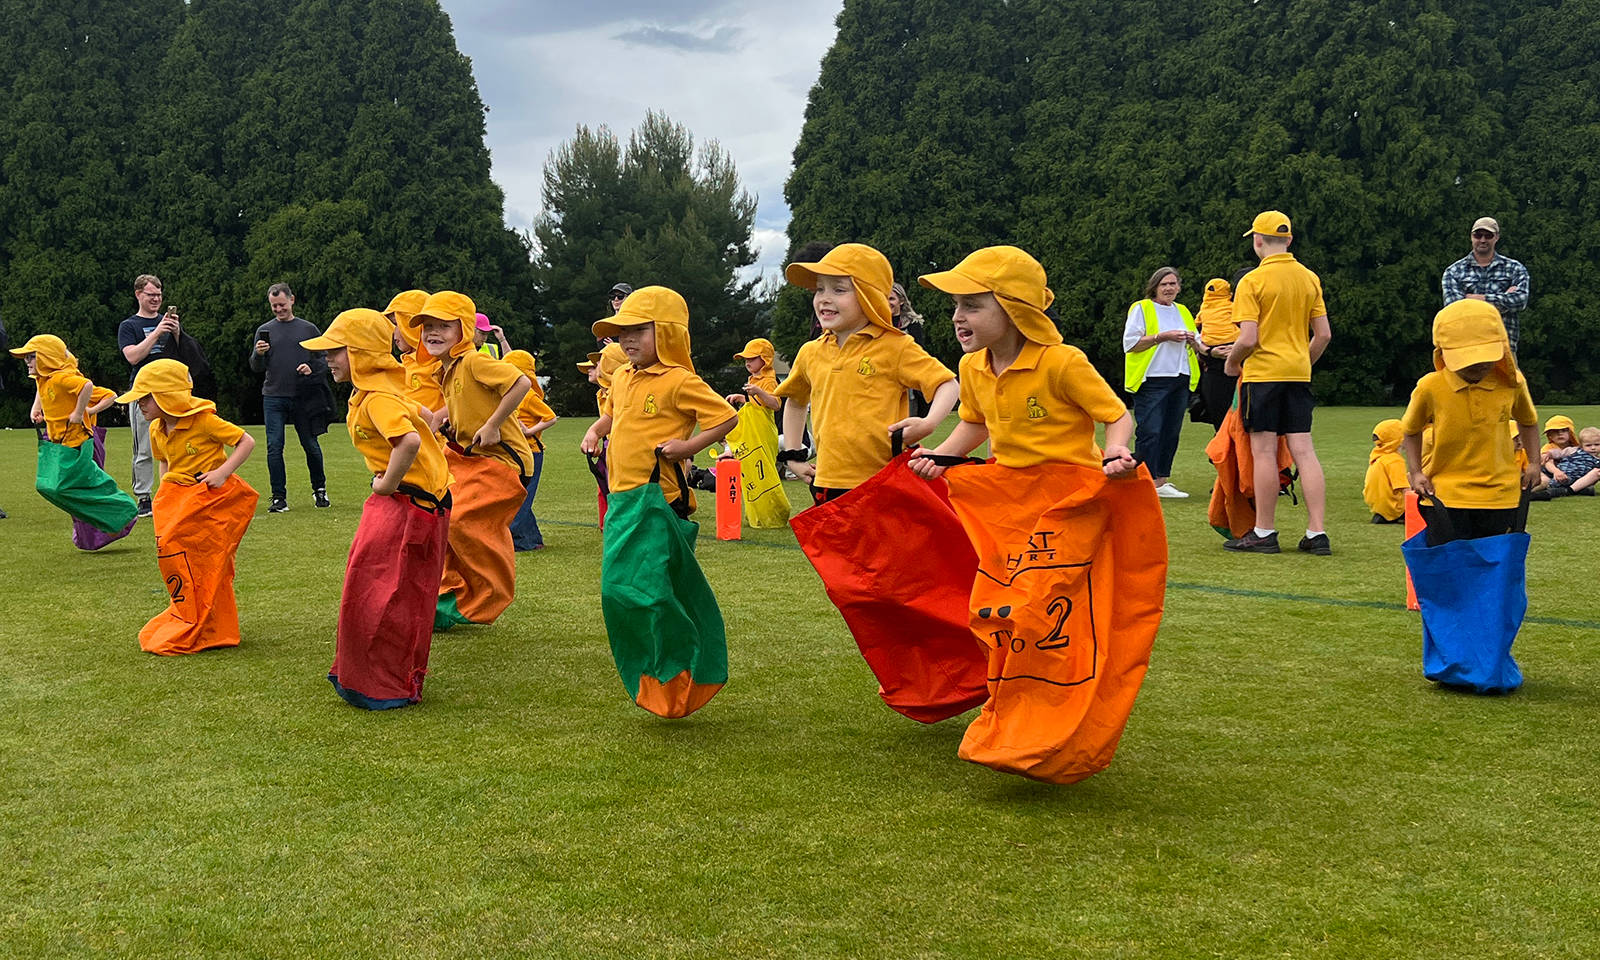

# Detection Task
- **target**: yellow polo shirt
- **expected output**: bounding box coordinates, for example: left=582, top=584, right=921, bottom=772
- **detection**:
left=1234, top=253, right=1327, bottom=383
left=607, top=363, right=736, bottom=508
left=151, top=411, right=246, bottom=484
left=439, top=350, right=536, bottom=477
left=38, top=370, right=93, bottom=447
left=748, top=370, right=780, bottom=411
left=958, top=342, right=1127, bottom=469
left=1399, top=368, right=1537, bottom=509
left=348, top=389, right=450, bottom=500
left=401, top=351, right=445, bottom=413
left=514, top=391, right=558, bottom=453
left=774, top=326, right=955, bottom=488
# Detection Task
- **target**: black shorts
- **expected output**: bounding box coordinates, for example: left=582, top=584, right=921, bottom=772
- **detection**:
left=1239, top=381, right=1314, bottom=435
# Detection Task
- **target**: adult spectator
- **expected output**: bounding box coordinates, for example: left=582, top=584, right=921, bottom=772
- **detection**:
left=890, top=281, right=931, bottom=418
left=0, top=308, right=7, bottom=517
left=249, top=282, right=331, bottom=513
left=606, top=283, right=632, bottom=318
left=117, top=274, right=179, bottom=517
left=1123, top=266, right=1200, bottom=498
left=1442, top=216, right=1529, bottom=352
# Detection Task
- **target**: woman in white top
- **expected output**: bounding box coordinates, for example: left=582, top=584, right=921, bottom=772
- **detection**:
left=1122, top=266, right=1201, bottom=498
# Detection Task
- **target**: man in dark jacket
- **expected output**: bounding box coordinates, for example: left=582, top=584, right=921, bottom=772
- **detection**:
left=249, top=281, right=331, bottom=513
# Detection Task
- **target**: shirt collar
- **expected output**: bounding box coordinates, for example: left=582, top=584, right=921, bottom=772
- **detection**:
left=988, top=340, right=1046, bottom=375
left=1260, top=253, right=1297, bottom=266
left=825, top=324, right=883, bottom=346
left=1441, top=367, right=1501, bottom=392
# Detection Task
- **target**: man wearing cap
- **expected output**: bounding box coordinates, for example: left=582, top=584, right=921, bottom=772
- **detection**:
left=1222, top=211, right=1333, bottom=555
left=1442, top=217, right=1529, bottom=353
left=249, top=281, right=331, bottom=512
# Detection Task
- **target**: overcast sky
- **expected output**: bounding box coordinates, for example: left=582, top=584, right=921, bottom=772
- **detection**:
left=437, top=0, right=845, bottom=282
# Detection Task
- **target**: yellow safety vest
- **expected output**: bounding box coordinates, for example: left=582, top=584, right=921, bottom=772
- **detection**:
left=1124, top=299, right=1199, bottom=392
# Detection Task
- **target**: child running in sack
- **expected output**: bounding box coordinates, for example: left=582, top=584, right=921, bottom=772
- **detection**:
left=774, top=243, right=959, bottom=502
left=725, top=338, right=782, bottom=413
left=503, top=349, right=558, bottom=550
left=406, top=291, right=534, bottom=629
left=1400, top=300, right=1540, bottom=545
left=301, top=310, right=453, bottom=708
left=117, top=359, right=257, bottom=655
left=1363, top=419, right=1409, bottom=523
left=580, top=286, right=738, bottom=718
left=12, top=334, right=138, bottom=546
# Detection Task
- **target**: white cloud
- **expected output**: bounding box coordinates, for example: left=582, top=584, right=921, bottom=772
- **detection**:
left=439, top=0, right=843, bottom=247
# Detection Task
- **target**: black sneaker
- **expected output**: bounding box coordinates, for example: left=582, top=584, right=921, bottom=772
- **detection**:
left=314, top=489, right=331, bottom=509
left=1298, top=533, right=1332, bottom=556
left=269, top=498, right=289, bottom=514
left=136, top=496, right=153, bottom=518
left=1223, top=530, right=1280, bottom=553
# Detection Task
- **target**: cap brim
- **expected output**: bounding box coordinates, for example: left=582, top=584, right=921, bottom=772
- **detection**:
left=299, top=335, right=342, bottom=351
left=784, top=262, right=825, bottom=290
left=7, top=347, right=33, bottom=357
left=918, top=269, right=990, bottom=295
left=592, top=319, right=625, bottom=339
left=1441, top=341, right=1505, bottom=370
left=114, top=387, right=146, bottom=404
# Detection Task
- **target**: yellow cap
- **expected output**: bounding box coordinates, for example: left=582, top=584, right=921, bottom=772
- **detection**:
left=734, top=338, right=774, bottom=363
left=115, top=358, right=215, bottom=417
left=1371, top=419, right=1403, bottom=458
left=384, top=289, right=430, bottom=349
left=503, top=349, right=538, bottom=379
left=919, top=245, right=1062, bottom=346
left=784, top=243, right=898, bottom=334
left=1544, top=415, right=1577, bottom=439
left=1432, top=299, right=1508, bottom=372
left=591, top=286, right=694, bottom=370
left=1243, top=210, right=1293, bottom=238
left=406, top=290, right=477, bottom=359
left=9, top=334, right=80, bottom=377
left=301, top=308, right=395, bottom=354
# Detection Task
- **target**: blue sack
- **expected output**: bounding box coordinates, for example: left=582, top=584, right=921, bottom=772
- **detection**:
left=1400, top=500, right=1527, bottom=694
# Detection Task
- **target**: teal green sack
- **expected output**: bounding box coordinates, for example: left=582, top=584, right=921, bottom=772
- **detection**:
left=37, top=438, right=138, bottom=534
left=600, top=456, right=728, bottom=718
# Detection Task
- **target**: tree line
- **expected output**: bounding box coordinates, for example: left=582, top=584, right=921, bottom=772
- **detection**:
left=779, top=0, right=1600, bottom=403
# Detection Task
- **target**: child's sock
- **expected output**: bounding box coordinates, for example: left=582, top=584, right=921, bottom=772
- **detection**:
left=1306, top=529, right=1325, bottom=538
left=1253, top=527, right=1275, bottom=538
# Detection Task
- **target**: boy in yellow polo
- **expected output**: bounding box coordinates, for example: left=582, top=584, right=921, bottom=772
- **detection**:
left=116, top=359, right=257, bottom=655
left=302, top=309, right=453, bottom=707
left=774, top=243, right=958, bottom=503
left=906, top=246, right=1136, bottom=479
left=1222, top=210, right=1333, bottom=555
left=580, top=287, right=738, bottom=512
left=726, top=337, right=781, bottom=412
left=383, top=289, right=446, bottom=417
left=406, top=291, right=533, bottom=627
left=1400, top=300, right=1539, bottom=545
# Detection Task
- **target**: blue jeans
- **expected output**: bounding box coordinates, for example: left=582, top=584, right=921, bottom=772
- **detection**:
left=263, top=395, right=326, bottom=500
left=510, top=451, right=544, bottom=550
left=1132, top=375, right=1190, bottom=480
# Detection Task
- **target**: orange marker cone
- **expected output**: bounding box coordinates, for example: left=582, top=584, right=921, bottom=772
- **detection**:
left=1403, top=490, right=1423, bottom=610
left=716, top=456, right=742, bottom=540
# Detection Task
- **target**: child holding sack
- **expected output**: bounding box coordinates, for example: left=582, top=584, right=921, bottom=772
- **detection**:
left=301, top=310, right=452, bottom=708
left=721, top=337, right=790, bottom=527
left=774, top=243, right=958, bottom=503
left=580, top=286, right=738, bottom=717
left=909, top=245, right=1164, bottom=784
left=406, top=291, right=534, bottom=629
left=12, top=334, right=138, bottom=546
left=116, top=359, right=257, bottom=655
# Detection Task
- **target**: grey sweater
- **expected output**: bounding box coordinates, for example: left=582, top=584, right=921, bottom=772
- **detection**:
left=249, top=317, right=327, bottom=398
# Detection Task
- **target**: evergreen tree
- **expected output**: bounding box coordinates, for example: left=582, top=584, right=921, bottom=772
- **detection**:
left=533, top=111, right=762, bottom=413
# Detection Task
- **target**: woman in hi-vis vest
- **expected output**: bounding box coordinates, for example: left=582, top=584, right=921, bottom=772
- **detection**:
left=1122, top=266, right=1201, bottom=499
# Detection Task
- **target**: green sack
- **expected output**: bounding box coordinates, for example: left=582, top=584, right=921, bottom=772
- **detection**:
left=37, top=438, right=138, bottom=534
left=600, top=456, right=728, bottom=718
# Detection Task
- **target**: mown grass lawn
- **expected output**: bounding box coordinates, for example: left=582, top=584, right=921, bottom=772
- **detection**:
left=2, top=405, right=1597, bottom=959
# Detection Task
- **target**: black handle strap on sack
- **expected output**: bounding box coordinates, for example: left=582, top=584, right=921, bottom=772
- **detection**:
left=650, top=448, right=694, bottom=521
left=918, top=453, right=987, bottom=467
left=394, top=481, right=451, bottom=514
left=1415, top=492, right=1457, bottom=543
left=891, top=427, right=904, bottom=457
left=585, top=450, right=608, bottom=488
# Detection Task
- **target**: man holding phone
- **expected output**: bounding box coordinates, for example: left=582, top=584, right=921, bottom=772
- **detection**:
left=249, top=281, right=330, bottom=513
left=118, top=273, right=180, bottom=517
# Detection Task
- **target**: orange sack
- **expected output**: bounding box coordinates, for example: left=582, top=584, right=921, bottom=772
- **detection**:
left=944, top=462, right=1167, bottom=784
left=436, top=445, right=524, bottom=626
left=140, top=474, right=258, bottom=655
left=1205, top=404, right=1293, bottom=539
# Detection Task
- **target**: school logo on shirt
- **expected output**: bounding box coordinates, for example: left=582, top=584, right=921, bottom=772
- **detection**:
left=856, top=357, right=876, bottom=377
left=46, top=385, right=58, bottom=402
left=354, top=425, right=373, bottom=441
left=185, top=441, right=200, bottom=457
left=452, top=379, right=463, bottom=395
left=409, top=372, right=421, bottom=388
left=1026, top=397, right=1048, bottom=420
left=642, top=394, right=659, bottom=415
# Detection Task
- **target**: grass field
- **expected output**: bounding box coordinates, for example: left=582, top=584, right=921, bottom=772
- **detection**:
left=2, top=406, right=1598, bottom=959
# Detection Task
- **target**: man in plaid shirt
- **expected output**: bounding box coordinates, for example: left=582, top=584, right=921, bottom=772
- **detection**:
left=1442, top=216, right=1530, bottom=352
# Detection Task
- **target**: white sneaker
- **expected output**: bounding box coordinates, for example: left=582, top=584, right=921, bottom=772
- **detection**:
left=1155, top=483, right=1190, bottom=499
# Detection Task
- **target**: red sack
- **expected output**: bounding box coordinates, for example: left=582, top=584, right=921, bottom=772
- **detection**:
left=945, top=463, right=1166, bottom=784
left=329, top=489, right=451, bottom=709
left=790, top=450, right=988, bottom=723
